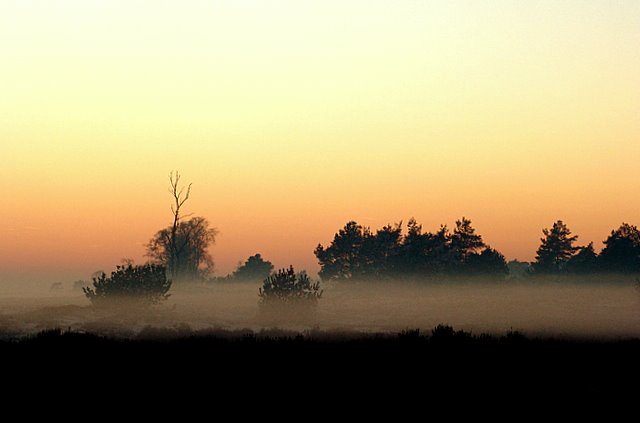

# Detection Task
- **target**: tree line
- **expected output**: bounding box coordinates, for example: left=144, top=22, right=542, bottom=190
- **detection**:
left=533, top=220, right=640, bottom=274
left=315, top=218, right=640, bottom=281
left=140, top=172, right=640, bottom=282
left=141, top=213, right=640, bottom=284
left=315, top=218, right=508, bottom=280
left=83, top=172, right=640, bottom=296
left=79, top=171, right=640, bottom=306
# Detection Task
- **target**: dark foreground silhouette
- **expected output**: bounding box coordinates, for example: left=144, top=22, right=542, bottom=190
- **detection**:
left=3, top=326, right=639, bottom=403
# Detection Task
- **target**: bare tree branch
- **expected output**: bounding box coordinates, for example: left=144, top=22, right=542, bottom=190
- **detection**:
left=167, top=170, right=193, bottom=281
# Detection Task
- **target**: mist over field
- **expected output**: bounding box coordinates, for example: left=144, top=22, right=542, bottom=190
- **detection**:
left=2, top=2, right=640, bottom=400
left=2, top=276, right=639, bottom=339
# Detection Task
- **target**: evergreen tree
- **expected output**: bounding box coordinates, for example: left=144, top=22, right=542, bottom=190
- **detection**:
left=362, top=223, right=403, bottom=279
left=314, top=221, right=372, bottom=281
left=396, top=218, right=431, bottom=275
left=599, top=223, right=640, bottom=273
left=316, top=218, right=508, bottom=280
left=465, top=247, right=509, bottom=275
left=533, top=220, right=578, bottom=274
left=450, top=217, right=485, bottom=264
left=566, top=243, right=599, bottom=274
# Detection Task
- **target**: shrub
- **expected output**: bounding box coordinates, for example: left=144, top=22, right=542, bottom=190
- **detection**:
left=258, top=266, right=322, bottom=305
left=232, top=253, right=274, bottom=282
left=83, top=264, right=171, bottom=306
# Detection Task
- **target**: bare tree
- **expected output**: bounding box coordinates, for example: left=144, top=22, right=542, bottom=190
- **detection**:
left=148, top=171, right=217, bottom=282
left=168, top=171, right=192, bottom=281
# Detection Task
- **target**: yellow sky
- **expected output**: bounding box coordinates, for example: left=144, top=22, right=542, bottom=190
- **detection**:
left=1, top=1, right=639, bottom=281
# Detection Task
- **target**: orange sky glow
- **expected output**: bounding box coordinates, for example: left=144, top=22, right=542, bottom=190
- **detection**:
left=1, top=1, right=639, bottom=282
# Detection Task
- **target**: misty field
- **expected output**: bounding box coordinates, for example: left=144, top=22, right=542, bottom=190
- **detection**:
left=1, top=277, right=639, bottom=339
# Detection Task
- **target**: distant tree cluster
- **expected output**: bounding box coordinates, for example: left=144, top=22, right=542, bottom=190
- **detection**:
left=315, top=218, right=508, bottom=281
left=533, top=221, right=640, bottom=274
left=205, top=253, right=275, bottom=283
left=79, top=169, right=640, bottom=310
left=232, top=254, right=274, bottom=282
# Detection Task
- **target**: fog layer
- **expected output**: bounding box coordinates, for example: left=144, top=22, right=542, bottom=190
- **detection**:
left=1, top=277, right=639, bottom=338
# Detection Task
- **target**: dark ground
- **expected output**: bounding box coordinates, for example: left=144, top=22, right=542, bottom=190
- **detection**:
left=2, top=326, right=639, bottom=407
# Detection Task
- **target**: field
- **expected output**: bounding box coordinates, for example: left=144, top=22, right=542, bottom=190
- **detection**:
left=2, top=277, right=640, bottom=400
left=2, top=276, right=639, bottom=339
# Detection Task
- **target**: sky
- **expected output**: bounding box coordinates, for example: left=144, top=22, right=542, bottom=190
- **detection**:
left=1, top=0, right=639, bottom=283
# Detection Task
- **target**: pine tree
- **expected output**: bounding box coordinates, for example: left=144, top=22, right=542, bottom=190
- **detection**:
left=533, top=220, right=578, bottom=274
left=599, top=223, right=640, bottom=273
left=450, top=217, right=485, bottom=264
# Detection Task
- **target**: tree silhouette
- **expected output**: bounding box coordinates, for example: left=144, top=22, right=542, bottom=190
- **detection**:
left=599, top=223, right=640, bottom=273
left=316, top=217, right=507, bottom=280
left=394, top=219, right=453, bottom=276
left=166, top=171, right=192, bottom=282
left=395, top=218, right=429, bottom=275
left=258, top=266, right=322, bottom=304
left=450, top=217, right=485, bottom=265
left=146, top=216, right=217, bottom=282
left=533, top=220, right=579, bottom=274
left=465, top=247, right=509, bottom=275
left=425, top=225, right=454, bottom=274
left=566, top=242, right=599, bottom=274
left=83, top=264, right=171, bottom=306
left=314, top=221, right=372, bottom=281
left=363, top=223, right=403, bottom=279
left=233, top=253, right=274, bottom=282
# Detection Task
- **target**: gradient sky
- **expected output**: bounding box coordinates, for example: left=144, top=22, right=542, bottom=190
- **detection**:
left=1, top=0, right=639, bottom=283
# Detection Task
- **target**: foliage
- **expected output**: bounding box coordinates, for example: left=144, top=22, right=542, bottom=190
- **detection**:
left=533, top=220, right=579, bottom=274
left=83, top=264, right=171, bottom=306
left=465, top=247, right=509, bottom=275
left=566, top=243, right=599, bottom=274
left=314, top=221, right=373, bottom=281
left=430, top=324, right=473, bottom=344
left=364, top=223, right=403, bottom=278
left=315, top=217, right=504, bottom=281
left=316, top=217, right=640, bottom=279
left=258, top=266, right=322, bottom=304
left=398, top=223, right=452, bottom=275
left=232, top=253, right=274, bottom=282
left=450, top=217, right=485, bottom=264
left=146, top=216, right=217, bottom=282
left=599, top=223, right=640, bottom=273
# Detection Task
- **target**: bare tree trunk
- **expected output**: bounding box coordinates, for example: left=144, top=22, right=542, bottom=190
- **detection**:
left=168, top=171, right=192, bottom=282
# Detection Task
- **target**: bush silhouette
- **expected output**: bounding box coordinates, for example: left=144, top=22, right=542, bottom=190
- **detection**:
left=233, top=253, right=274, bottom=282
left=83, top=264, right=171, bottom=306
left=258, top=266, right=322, bottom=305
